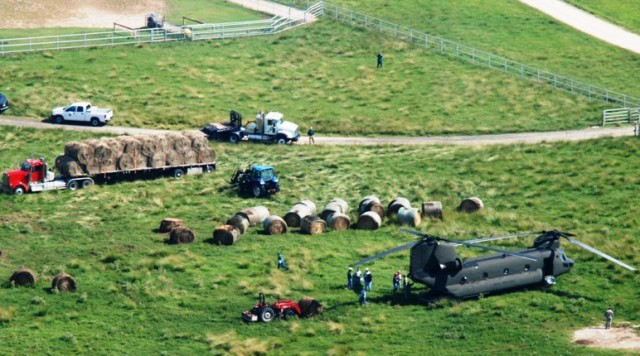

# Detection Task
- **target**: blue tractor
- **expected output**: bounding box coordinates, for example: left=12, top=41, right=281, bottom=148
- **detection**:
left=230, top=165, right=280, bottom=198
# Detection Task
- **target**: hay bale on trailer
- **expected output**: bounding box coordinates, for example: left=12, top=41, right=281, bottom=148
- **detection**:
left=9, top=268, right=36, bottom=287
left=226, top=214, right=250, bottom=234
left=298, top=297, right=324, bottom=317
left=387, top=197, right=411, bottom=216
left=168, top=226, right=195, bottom=244
left=284, top=200, right=317, bottom=228
left=422, top=201, right=443, bottom=220
left=358, top=195, right=386, bottom=220
left=139, top=135, right=162, bottom=157
left=263, top=215, right=288, bottom=235
left=357, top=211, right=382, bottom=230
left=397, top=207, right=421, bottom=227
left=300, top=215, right=326, bottom=235
left=52, top=273, right=77, bottom=292
left=183, top=130, right=209, bottom=153
left=159, top=218, right=184, bottom=233
left=147, top=151, right=167, bottom=168
left=212, top=225, right=240, bottom=245
left=326, top=211, right=351, bottom=231
left=55, top=155, right=87, bottom=177
left=238, top=206, right=270, bottom=226
left=457, top=197, right=484, bottom=213
left=64, top=141, right=93, bottom=167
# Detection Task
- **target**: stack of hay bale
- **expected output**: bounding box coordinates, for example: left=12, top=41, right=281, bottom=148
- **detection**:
left=55, top=131, right=216, bottom=176
left=320, top=198, right=351, bottom=231
left=158, top=218, right=195, bottom=244
left=357, top=195, right=385, bottom=230
left=388, top=197, right=421, bottom=227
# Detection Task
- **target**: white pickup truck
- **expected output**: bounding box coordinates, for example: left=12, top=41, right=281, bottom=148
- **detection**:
left=51, top=102, right=113, bottom=126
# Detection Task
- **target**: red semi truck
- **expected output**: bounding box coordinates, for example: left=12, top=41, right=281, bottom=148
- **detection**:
left=2, top=156, right=216, bottom=195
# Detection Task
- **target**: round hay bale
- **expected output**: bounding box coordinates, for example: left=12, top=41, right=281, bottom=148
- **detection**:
left=212, top=225, right=240, bottom=245
left=422, top=201, right=443, bottom=220
left=183, top=149, right=198, bottom=165
left=147, top=152, right=167, bottom=168
left=9, top=268, right=36, bottom=287
left=284, top=201, right=317, bottom=227
left=139, top=135, right=162, bottom=157
left=238, top=206, right=270, bottom=226
left=183, top=130, right=209, bottom=153
left=55, top=155, right=86, bottom=177
left=164, top=150, right=180, bottom=166
left=159, top=218, right=184, bottom=233
left=357, top=211, right=382, bottom=230
left=117, top=153, right=135, bottom=171
left=300, top=215, right=326, bottom=235
left=458, top=197, right=484, bottom=213
left=329, top=198, right=349, bottom=213
left=101, top=137, right=123, bottom=159
left=226, top=214, right=250, bottom=234
left=397, top=207, right=421, bottom=227
left=320, top=199, right=349, bottom=220
left=387, top=197, right=411, bottom=216
left=64, top=141, right=93, bottom=166
left=52, top=273, right=77, bottom=292
left=358, top=195, right=380, bottom=214
left=120, top=136, right=142, bottom=155
left=298, top=297, right=324, bottom=318
left=358, top=195, right=386, bottom=219
left=171, top=133, right=191, bottom=154
left=199, top=147, right=217, bottom=163
left=169, top=226, right=195, bottom=244
left=263, top=215, right=288, bottom=235
left=93, top=141, right=114, bottom=164
left=326, top=212, right=351, bottom=231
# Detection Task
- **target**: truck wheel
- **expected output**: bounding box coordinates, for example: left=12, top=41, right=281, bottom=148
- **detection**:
left=252, top=185, right=262, bottom=198
left=229, top=134, right=239, bottom=144
left=54, top=115, right=64, bottom=124
left=283, top=309, right=298, bottom=320
left=260, top=307, right=275, bottom=322
left=67, top=181, right=79, bottom=191
left=174, top=169, right=184, bottom=179
left=90, top=118, right=100, bottom=127
left=276, top=137, right=287, bottom=145
left=82, top=179, right=93, bottom=188
left=13, top=186, right=25, bottom=195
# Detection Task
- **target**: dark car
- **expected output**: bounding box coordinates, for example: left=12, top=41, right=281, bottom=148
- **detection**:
left=0, top=93, right=9, bottom=114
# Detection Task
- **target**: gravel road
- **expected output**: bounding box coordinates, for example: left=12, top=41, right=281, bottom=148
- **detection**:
left=1, top=116, right=635, bottom=146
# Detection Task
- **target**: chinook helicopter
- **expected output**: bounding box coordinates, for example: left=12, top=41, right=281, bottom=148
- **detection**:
left=351, top=230, right=636, bottom=299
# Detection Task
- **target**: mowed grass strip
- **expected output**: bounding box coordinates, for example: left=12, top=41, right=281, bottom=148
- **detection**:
left=0, top=126, right=638, bottom=354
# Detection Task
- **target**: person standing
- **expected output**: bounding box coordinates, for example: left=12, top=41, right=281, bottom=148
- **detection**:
left=277, top=252, right=289, bottom=270
left=347, top=267, right=353, bottom=289
left=376, top=51, right=384, bottom=68
left=359, top=288, right=368, bottom=305
left=604, top=307, right=614, bottom=329
left=307, top=127, right=315, bottom=144
left=393, top=271, right=402, bottom=292
left=364, top=268, right=373, bottom=291
left=354, top=267, right=363, bottom=290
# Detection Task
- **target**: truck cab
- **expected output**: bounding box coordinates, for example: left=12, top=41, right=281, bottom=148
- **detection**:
left=246, top=112, right=300, bottom=144
left=2, top=158, right=91, bottom=195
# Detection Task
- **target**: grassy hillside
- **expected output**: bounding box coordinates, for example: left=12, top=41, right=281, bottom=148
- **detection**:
left=0, top=22, right=608, bottom=136
left=0, top=126, right=638, bottom=354
left=565, top=0, right=640, bottom=34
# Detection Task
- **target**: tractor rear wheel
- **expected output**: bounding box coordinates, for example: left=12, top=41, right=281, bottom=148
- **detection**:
left=260, top=307, right=275, bottom=322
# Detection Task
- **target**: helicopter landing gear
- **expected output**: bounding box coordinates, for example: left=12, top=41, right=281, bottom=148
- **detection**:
left=544, top=275, right=556, bottom=286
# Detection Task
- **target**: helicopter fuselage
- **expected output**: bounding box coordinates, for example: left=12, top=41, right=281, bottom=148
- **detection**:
left=409, top=238, right=574, bottom=298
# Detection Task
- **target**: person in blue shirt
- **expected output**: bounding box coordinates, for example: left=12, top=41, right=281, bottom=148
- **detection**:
left=347, top=267, right=353, bottom=289
left=359, top=289, right=368, bottom=305
left=364, top=268, right=373, bottom=291
left=277, top=252, right=289, bottom=270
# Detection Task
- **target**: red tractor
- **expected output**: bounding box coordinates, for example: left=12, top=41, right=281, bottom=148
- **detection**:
left=242, top=293, right=303, bottom=322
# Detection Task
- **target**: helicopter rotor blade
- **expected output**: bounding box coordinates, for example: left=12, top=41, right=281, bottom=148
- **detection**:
left=565, top=237, right=637, bottom=272
left=443, top=238, right=537, bottom=262
left=350, top=240, right=419, bottom=267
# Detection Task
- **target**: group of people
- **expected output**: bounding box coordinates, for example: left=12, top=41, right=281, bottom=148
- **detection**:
left=348, top=267, right=412, bottom=305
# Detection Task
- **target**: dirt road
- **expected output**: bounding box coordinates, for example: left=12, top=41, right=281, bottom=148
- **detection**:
left=1, top=116, right=635, bottom=146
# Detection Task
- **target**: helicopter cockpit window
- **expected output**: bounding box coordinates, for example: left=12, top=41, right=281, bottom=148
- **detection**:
left=503, top=268, right=510, bottom=275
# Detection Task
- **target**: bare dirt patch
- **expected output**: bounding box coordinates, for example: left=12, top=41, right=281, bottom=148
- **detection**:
left=573, top=326, right=640, bottom=351
left=0, top=0, right=166, bottom=29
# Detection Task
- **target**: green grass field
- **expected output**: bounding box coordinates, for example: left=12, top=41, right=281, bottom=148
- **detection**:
left=1, top=126, right=639, bottom=354
left=1, top=0, right=639, bottom=354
